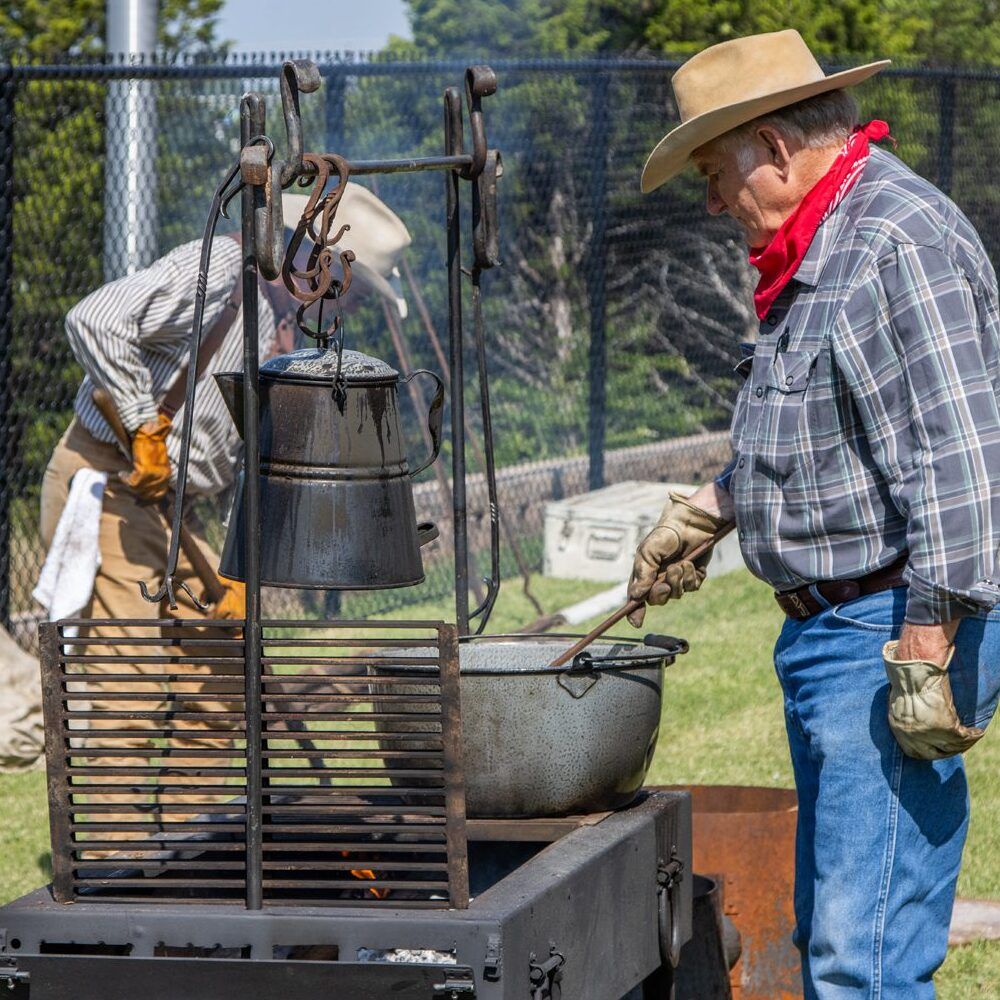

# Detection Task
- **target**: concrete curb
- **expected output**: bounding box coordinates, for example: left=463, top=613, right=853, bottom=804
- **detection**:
left=950, top=898, right=1000, bottom=946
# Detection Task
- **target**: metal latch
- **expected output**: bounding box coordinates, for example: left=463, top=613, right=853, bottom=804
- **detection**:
left=657, top=848, right=685, bottom=968
left=0, top=964, right=29, bottom=991
left=483, top=933, right=502, bottom=982
left=528, top=944, right=564, bottom=1000
left=433, top=967, right=476, bottom=997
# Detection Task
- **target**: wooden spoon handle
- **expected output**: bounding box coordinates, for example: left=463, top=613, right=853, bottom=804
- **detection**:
left=547, top=523, right=735, bottom=668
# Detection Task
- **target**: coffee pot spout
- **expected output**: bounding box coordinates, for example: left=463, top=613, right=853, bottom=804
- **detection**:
left=214, top=372, right=244, bottom=438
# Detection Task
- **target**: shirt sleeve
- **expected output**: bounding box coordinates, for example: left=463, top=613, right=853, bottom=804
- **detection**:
left=838, top=242, right=1000, bottom=623
left=65, top=239, right=241, bottom=433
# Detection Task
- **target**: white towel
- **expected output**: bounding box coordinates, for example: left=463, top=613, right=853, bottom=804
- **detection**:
left=33, top=468, right=107, bottom=623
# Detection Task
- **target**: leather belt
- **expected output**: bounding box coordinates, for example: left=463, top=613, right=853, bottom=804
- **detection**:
left=774, top=553, right=909, bottom=620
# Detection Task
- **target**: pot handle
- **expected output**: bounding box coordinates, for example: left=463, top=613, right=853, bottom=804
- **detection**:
left=404, top=369, right=445, bottom=478
left=417, top=521, right=439, bottom=547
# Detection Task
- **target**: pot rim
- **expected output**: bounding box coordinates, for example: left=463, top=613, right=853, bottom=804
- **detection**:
left=258, top=368, right=400, bottom=387
left=373, top=632, right=686, bottom=674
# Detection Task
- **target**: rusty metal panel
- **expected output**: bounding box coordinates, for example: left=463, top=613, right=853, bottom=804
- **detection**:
left=659, top=784, right=801, bottom=1000
left=38, top=618, right=468, bottom=910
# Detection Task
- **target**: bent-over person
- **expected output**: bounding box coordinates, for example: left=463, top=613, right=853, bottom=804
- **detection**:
left=36, top=184, right=413, bottom=840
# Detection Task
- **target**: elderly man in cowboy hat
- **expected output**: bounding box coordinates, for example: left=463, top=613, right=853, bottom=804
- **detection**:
left=628, top=29, right=1000, bottom=998
left=35, top=182, right=410, bottom=828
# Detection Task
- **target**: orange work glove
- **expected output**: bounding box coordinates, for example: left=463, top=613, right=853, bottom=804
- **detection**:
left=120, top=413, right=172, bottom=502
left=211, top=580, right=246, bottom=620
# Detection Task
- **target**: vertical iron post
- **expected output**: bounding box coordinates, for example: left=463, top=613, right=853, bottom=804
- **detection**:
left=320, top=66, right=346, bottom=620
left=445, top=87, right=469, bottom=635
left=0, top=68, right=14, bottom=630
left=936, top=75, right=956, bottom=196
left=240, top=93, right=265, bottom=910
left=586, top=70, right=610, bottom=491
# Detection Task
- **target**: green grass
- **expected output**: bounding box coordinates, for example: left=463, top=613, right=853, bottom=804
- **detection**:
left=2, top=569, right=998, bottom=994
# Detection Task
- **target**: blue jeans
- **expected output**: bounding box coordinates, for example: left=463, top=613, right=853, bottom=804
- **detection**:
left=774, top=586, right=1000, bottom=999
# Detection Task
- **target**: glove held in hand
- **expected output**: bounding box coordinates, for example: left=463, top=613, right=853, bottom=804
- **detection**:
left=883, top=640, right=984, bottom=760
left=210, top=580, right=246, bottom=621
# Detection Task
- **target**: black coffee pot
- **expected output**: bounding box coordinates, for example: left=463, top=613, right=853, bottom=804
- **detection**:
left=215, top=346, right=443, bottom=590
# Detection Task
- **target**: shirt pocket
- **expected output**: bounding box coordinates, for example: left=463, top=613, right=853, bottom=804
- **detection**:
left=751, top=349, right=818, bottom=478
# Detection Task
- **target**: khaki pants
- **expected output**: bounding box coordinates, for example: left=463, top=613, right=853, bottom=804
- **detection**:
left=41, top=420, right=241, bottom=851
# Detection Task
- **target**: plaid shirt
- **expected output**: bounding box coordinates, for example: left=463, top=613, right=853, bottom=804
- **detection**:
left=721, top=148, right=1000, bottom=624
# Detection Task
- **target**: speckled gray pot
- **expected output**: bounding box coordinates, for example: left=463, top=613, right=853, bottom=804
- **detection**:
left=373, top=636, right=678, bottom=818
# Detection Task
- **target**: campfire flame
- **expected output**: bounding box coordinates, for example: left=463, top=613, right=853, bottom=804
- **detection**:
left=341, top=850, right=390, bottom=900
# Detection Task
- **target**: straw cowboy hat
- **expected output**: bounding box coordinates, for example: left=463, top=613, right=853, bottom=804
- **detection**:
left=641, top=29, right=890, bottom=193
left=283, top=183, right=411, bottom=318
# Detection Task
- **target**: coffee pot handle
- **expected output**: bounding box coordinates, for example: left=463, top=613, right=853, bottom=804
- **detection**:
left=404, top=370, right=445, bottom=478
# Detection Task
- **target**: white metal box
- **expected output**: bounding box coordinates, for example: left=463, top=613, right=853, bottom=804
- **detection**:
left=543, top=480, right=745, bottom=582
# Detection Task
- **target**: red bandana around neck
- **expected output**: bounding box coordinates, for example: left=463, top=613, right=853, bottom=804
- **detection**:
left=749, top=120, right=892, bottom=319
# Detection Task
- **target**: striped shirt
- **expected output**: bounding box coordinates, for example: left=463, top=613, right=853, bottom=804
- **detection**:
left=723, top=148, right=1000, bottom=624
left=67, top=237, right=277, bottom=496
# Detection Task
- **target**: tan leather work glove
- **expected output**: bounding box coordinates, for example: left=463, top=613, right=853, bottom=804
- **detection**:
left=120, top=413, right=172, bottom=502
left=211, top=580, right=246, bottom=620
left=627, top=492, right=729, bottom=628
left=883, top=640, right=984, bottom=760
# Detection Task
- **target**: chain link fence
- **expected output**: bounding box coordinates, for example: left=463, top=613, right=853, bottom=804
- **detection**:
left=2, top=55, right=1000, bottom=644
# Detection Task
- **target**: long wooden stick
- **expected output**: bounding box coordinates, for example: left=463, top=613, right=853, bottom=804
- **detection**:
left=547, top=523, right=735, bottom=668
left=92, top=388, right=227, bottom=604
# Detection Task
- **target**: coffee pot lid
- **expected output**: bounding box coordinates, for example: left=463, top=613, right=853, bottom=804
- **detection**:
left=261, top=346, right=399, bottom=383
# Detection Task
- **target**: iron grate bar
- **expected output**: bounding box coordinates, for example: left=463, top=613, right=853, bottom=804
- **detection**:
left=41, top=618, right=467, bottom=908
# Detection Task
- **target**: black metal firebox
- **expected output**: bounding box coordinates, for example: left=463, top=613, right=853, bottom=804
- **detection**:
left=1, top=791, right=691, bottom=999
left=7, top=615, right=695, bottom=998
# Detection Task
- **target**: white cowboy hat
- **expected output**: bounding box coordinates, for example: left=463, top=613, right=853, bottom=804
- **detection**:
left=283, top=184, right=412, bottom=318
left=641, top=29, right=890, bottom=193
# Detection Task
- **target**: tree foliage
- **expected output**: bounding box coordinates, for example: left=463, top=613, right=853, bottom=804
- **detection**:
left=0, top=0, right=226, bottom=61
left=397, top=0, right=1000, bottom=65
left=375, top=0, right=1000, bottom=464
left=5, top=0, right=228, bottom=497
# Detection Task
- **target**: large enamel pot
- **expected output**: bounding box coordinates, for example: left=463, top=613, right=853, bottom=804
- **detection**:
left=215, top=347, right=443, bottom=590
left=374, top=634, right=686, bottom=818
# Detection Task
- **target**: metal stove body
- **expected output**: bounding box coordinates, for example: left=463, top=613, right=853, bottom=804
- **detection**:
left=0, top=792, right=691, bottom=999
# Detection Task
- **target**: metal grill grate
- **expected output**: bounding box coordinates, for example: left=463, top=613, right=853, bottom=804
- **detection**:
left=39, top=619, right=468, bottom=909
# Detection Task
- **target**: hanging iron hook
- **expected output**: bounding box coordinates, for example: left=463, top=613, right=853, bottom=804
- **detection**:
left=140, top=154, right=243, bottom=610
left=462, top=65, right=497, bottom=180
left=279, top=59, right=322, bottom=187
left=222, top=134, right=272, bottom=219
left=239, top=60, right=322, bottom=279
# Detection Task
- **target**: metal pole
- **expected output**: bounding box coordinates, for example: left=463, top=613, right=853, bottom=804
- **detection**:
left=240, top=93, right=265, bottom=911
left=444, top=87, right=469, bottom=635
left=322, top=66, right=346, bottom=154
left=586, top=71, right=610, bottom=491
left=936, top=75, right=956, bottom=196
left=320, top=66, right=346, bottom=619
left=0, top=68, right=14, bottom=630
left=103, top=0, right=159, bottom=279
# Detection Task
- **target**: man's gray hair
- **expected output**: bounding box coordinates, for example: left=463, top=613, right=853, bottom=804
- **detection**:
left=718, top=90, right=860, bottom=171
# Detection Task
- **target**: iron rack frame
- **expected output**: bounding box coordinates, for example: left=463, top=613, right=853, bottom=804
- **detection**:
left=230, top=61, right=502, bottom=909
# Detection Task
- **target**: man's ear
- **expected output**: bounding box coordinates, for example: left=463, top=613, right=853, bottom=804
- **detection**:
left=756, top=125, right=793, bottom=178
